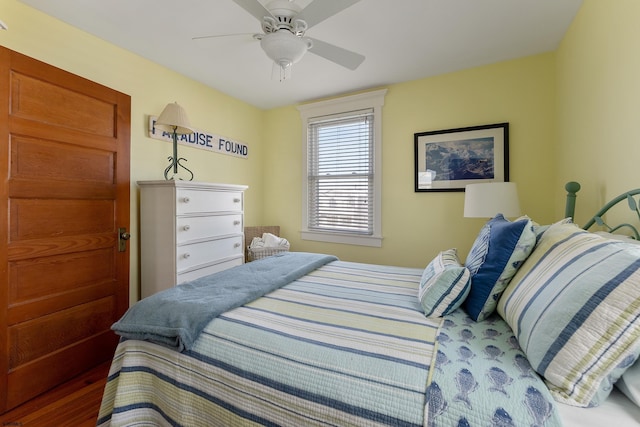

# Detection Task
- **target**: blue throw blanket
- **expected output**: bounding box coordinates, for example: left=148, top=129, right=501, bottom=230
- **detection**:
left=112, top=252, right=338, bottom=352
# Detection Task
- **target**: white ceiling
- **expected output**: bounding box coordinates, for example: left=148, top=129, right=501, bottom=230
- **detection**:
left=18, top=0, right=583, bottom=110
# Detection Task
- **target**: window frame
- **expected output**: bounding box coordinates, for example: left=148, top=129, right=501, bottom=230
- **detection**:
left=297, top=89, right=386, bottom=247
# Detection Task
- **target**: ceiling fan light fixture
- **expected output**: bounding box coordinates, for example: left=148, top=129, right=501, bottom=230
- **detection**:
left=206, top=0, right=365, bottom=78
left=260, top=30, right=311, bottom=80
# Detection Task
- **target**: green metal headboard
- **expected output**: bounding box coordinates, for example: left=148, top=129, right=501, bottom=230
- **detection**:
left=565, top=181, right=640, bottom=239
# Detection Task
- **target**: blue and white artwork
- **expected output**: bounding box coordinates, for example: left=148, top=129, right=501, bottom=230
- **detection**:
left=424, top=137, right=495, bottom=181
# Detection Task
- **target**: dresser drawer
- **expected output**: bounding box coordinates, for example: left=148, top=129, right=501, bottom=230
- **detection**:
left=176, top=257, right=243, bottom=284
left=177, top=236, right=243, bottom=271
left=176, top=189, right=243, bottom=215
left=176, top=214, right=242, bottom=244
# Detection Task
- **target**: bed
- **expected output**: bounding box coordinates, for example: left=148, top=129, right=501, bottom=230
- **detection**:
left=97, top=182, right=640, bottom=426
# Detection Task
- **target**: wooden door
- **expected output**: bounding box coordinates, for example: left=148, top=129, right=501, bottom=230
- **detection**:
left=0, top=47, right=131, bottom=414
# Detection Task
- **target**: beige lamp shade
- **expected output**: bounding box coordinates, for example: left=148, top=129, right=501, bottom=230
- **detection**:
left=155, top=102, right=194, bottom=134
left=464, top=182, right=521, bottom=218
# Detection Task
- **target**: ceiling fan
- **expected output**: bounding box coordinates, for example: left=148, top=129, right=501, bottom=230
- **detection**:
left=195, top=0, right=365, bottom=80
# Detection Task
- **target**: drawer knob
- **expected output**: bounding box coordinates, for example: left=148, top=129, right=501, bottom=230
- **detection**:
left=234, top=243, right=241, bottom=248
left=183, top=225, right=191, bottom=231
left=183, top=253, right=191, bottom=259
left=233, top=198, right=241, bottom=203
left=182, top=196, right=191, bottom=203
left=233, top=220, right=240, bottom=225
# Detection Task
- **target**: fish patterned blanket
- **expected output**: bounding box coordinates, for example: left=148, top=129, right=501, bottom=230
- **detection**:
left=425, top=309, right=563, bottom=427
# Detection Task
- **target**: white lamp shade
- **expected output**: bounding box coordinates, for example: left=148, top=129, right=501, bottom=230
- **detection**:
left=464, top=182, right=521, bottom=218
left=155, top=102, right=194, bottom=134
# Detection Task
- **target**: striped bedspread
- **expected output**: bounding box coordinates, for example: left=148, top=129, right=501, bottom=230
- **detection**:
left=97, top=260, right=442, bottom=426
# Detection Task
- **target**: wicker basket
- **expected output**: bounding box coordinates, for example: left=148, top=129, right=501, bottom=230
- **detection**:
left=247, top=243, right=290, bottom=261
left=244, top=226, right=290, bottom=262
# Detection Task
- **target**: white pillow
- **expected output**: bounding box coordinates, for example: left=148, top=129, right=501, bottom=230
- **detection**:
left=617, top=361, right=640, bottom=406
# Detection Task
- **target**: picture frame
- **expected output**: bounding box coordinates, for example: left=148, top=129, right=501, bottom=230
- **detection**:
left=414, top=122, right=509, bottom=192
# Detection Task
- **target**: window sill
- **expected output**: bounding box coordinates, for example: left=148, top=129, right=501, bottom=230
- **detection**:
left=301, top=230, right=382, bottom=247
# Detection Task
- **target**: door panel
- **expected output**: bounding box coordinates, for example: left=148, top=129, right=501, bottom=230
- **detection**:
left=5, top=330, right=116, bottom=412
left=10, top=68, right=116, bottom=137
left=9, top=297, right=115, bottom=368
left=9, top=249, right=114, bottom=304
left=10, top=199, right=114, bottom=239
left=0, top=47, right=130, bottom=414
left=11, top=135, right=115, bottom=182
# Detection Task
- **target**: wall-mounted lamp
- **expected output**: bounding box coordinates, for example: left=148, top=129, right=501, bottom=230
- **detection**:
left=155, top=102, right=194, bottom=181
left=464, top=182, right=521, bottom=218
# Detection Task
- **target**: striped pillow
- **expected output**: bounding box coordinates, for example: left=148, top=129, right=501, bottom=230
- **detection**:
left=418, top=249, right=471, bottom=317
left=497, top=222, right=640, bottom=407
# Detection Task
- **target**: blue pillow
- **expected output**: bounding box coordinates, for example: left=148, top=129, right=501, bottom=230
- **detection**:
left=418, top=249, right=471, bottom=317
left=463, top=214, right=535, bottom=321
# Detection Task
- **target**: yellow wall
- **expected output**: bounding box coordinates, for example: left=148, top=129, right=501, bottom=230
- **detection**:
left=8, top=0, right=636, bottom=296
left=1, top=0, right=265, bottom=302
left=556, top=0, right=640, bottom=226
left=264, top=54, right=557, bottom=267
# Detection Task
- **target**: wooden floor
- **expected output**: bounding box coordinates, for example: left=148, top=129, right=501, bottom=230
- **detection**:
left=0, top=362, right=110, bottom=427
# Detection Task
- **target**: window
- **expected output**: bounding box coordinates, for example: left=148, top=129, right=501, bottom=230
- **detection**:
left=298, top=89, right=386, bottom=247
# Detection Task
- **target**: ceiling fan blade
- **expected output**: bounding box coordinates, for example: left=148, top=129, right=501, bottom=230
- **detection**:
left=307, top=38, right=365, bottom=70
left=232, top=0, right=275, bottom=22
left=192, top=32, right=256, bottom=41
left=297, top=0, right=361, bottom=29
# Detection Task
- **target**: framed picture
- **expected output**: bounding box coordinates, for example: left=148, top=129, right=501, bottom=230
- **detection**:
left=414, top=122, right=509, bottom=192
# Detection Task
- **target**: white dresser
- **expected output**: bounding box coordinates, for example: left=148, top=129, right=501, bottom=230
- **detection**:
left=138, top=180, right=248, bottom=298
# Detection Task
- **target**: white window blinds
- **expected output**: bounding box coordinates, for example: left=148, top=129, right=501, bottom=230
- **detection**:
left=307, top=109, right=374, bottom=235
